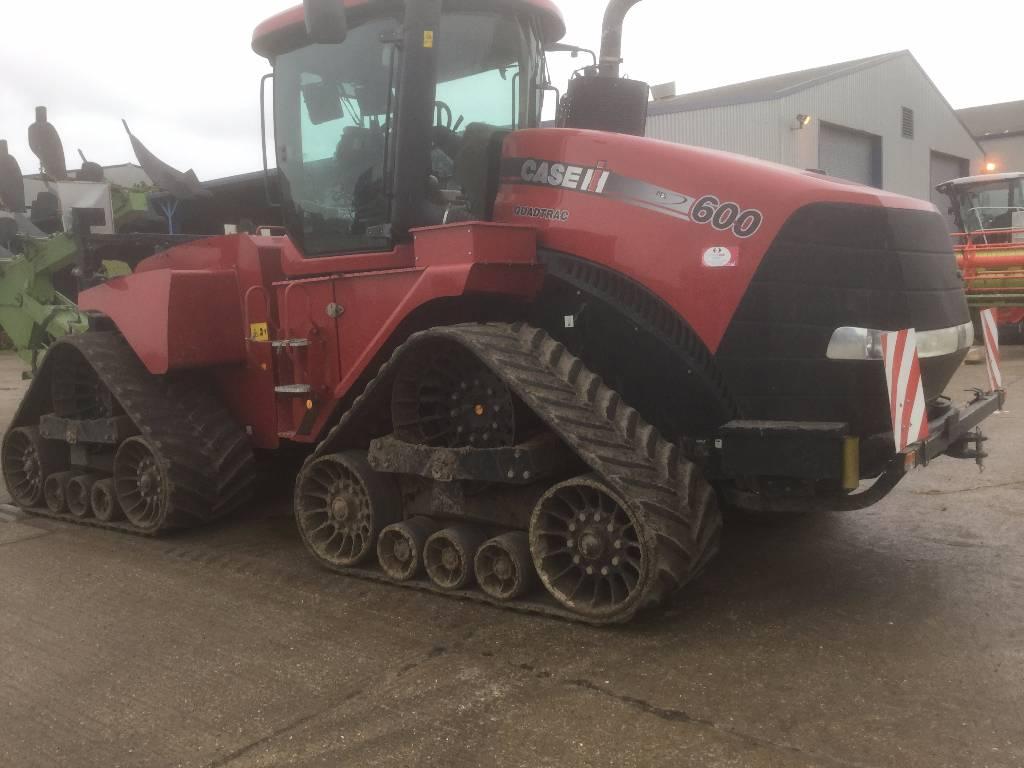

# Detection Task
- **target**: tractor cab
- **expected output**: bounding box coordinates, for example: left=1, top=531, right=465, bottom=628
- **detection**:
left=937, top=172, right=1024, bottom=245
left=253, top=0, right=564, bottom=257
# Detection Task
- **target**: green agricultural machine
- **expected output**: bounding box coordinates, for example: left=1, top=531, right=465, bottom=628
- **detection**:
left=0, top=110, right=205, bottom=371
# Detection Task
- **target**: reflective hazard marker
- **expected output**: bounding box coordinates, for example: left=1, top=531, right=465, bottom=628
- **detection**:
left=881, top=329, right=929, bottom=452
left=979, top=309, right=1003, bottom=392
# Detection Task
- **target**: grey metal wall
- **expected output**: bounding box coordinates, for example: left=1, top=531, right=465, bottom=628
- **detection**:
left=647, top=54, right=983, bottom=203
left=980, top=135, right=1024, bottom=173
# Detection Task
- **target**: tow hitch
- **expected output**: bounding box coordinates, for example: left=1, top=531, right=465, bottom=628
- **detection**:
left=946, top=428, right=989, bottom=471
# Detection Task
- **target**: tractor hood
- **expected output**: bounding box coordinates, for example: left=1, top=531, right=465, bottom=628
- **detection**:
left=494, top=127, right=968, bottom=442
left=493, top=128, right=943, bottom=352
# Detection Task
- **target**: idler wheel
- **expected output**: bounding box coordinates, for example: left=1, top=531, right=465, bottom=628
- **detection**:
left=474, top=531, right=537, bottom=601
left=424, top=525, right=487, bottom=590
left=2, top=426, right=65, bottom=507
left=530, top=475, right=652, bottom=621
left=114, top=437, right=170, bottom=532
left=295, top=451, right=401, bottom=567
left=377, top=517, right=440, bottom=581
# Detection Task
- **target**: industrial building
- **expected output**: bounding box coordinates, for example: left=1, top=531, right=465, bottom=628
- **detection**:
left=646, top=51, right=983, bottom=223
left=957, top=99, right=1024, bottom=174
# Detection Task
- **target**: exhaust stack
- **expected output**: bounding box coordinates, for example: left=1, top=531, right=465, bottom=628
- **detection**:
left=599, top=0, right=643, bottom=78
left=559, top=0, right=649, bottom=136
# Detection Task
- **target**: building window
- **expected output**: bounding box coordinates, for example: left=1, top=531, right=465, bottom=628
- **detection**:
left=901, top=107, right=914, bottom=139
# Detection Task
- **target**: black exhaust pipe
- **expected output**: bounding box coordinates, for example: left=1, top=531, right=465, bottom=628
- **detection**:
left=599, top=0, right=643, bottom=78
left=560, top=0, right=649, bottom=136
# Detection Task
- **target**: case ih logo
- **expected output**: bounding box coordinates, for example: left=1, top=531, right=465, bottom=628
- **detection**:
left=503, top=157, right=764, bottom=239
left=518, top=159, right=612, bottom=194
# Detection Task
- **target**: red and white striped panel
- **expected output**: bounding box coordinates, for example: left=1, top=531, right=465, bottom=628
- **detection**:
left=881, top=329, right=929, bottom=452
left=979, top=308, right=1003, bottom=392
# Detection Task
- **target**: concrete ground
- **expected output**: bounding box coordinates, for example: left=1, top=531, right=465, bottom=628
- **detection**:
left=0, top=350, right=1022, bottom=768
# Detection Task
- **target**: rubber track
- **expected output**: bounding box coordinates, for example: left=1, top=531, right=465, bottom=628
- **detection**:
left=16, top=333, right=255, bottom=535
left=307, top=322, right=723, bottom=624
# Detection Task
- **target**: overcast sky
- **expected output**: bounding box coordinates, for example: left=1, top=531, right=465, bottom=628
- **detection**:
left=1, top=0, right=1018, bottom=181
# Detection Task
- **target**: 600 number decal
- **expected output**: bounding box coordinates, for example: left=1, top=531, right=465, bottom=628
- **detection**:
left=691, top=196, right=763, bottom=238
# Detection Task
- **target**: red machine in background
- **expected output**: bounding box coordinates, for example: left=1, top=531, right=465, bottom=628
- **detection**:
left=0, top=0, right=1003, bottom=624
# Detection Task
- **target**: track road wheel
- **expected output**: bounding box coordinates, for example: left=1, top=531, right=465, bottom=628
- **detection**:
left=44, top=471, right=78, bottom=515
left=378, top=517, right=440, bottom=581
left=115, top=437, right=173, bottom=532
left=424, top=526, right=487, bottom=590
left=67, top=474, right=101, bottom=519
left=530, top=475, right=658, bottom=622
left=295, top=452, right=402, bottom=567
left=474, top=532, right=537, bottom=601
left=90, top=478, right=122, bottom=523
left=2, top=427, right=65, bottom=508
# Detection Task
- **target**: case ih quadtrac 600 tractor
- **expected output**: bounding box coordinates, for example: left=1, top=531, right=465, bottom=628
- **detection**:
left=0, top=0, right=1004, bottom=624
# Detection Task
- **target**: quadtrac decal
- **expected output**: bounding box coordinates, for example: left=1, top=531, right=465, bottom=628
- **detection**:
left=513, top=205, right=571, bottom=222
left=501, top=157, right=764, bottom=239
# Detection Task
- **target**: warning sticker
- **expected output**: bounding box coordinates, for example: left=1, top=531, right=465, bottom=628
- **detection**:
left=702, top=246, right=738, bottom=268
left=250, top=322, right=270, bottom=342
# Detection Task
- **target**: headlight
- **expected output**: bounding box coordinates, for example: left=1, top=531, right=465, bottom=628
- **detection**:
left=825, top=327, right=885, bottom=360
left=826, top=321, right=974, bottom=360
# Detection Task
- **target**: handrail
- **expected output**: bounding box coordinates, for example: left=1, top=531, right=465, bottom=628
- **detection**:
left=950, top=225, right=1024, bottom=245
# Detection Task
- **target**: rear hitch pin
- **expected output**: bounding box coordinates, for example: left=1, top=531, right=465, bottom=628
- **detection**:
left=973, top=429, right=989, bottom=473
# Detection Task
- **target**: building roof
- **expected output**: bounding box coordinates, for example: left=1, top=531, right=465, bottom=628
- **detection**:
left=957, top=99, right=1024, bottom=139
left=204, top=168, right=276, bottom=190
left=648, top=51, right=906, bottom=117
left=24, top=163, right=150, bottom=187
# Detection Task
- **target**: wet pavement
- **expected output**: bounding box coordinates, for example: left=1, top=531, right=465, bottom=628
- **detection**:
left=1, top=349, right=1022, bottom=767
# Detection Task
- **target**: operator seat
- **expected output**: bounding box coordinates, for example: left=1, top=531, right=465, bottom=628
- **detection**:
left=335, top=125, right=386, bottom=231
left=452, top=123, right=509, bottom=220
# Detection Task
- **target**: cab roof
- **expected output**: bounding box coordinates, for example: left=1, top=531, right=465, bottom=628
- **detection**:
left=252, top=0, right=566, bottom=58
left=936, top=171, right=1024, bottom=192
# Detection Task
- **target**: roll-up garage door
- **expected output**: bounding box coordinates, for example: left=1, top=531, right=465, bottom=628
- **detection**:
left=930, top=151, right=970, bottom=231
left=819, top=123, right=881, bottom=187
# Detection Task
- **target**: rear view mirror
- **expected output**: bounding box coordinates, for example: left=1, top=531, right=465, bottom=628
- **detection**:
left=304, top=0, right=348, bottom=45
left=302, top=82, right=343, bottom=125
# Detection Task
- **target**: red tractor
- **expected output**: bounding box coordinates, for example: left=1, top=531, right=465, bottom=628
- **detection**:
left=0, top=0, right=1003, bottom=623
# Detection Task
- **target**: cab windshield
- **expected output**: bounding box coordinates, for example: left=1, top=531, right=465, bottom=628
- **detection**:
left=274, top=11, right=542, bottom=257
left=957, top=178, right=1024, bottom=239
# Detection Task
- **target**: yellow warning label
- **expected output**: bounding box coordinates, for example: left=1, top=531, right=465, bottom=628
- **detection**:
left=250, top=322, right=270, bottom=342
left=423, top=30, right=434, bottom=48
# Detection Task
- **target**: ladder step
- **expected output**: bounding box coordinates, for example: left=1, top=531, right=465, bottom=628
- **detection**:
left=275, top=384, right=312, bottom=395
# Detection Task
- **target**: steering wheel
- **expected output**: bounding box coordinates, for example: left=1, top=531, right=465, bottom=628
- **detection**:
left=434, top=100, right=453, bottom=130
left=433, top=100, right=465, bottom=133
